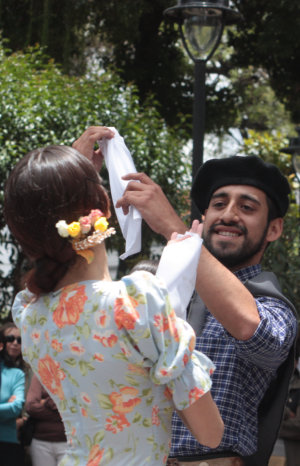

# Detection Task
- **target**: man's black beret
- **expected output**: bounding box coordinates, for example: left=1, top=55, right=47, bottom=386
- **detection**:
left=191, top=155, right=290, bottom=217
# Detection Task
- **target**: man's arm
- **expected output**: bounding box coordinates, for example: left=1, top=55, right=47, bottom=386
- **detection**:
left=116, top=173, right=260, bottom=340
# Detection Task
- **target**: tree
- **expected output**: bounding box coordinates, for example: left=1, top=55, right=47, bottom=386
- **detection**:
left=1, top=0, right=298, bottom=133
left=230, top=0, right=300, bottom=124
left=0, top=40, right=191, bottom=320
left=239, top=130, right=300, bottom=315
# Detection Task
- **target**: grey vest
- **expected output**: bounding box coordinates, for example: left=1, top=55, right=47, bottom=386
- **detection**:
left=187, top=271, right=297, bottom=466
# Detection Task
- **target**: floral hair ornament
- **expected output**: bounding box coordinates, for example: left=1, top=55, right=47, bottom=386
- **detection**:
left=55, top=209, right=116, bottom=264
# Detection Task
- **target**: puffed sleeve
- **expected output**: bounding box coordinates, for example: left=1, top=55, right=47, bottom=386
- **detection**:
left=116, top=271, right=215, bottom=411
left=0, top=367, right=25, bottom=420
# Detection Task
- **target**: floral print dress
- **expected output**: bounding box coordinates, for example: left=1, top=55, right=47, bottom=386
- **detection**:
left=12, top=271, right=214, bottom=466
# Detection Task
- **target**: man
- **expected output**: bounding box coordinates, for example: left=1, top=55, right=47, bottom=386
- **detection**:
left=116, top=155, right=297, bottom=466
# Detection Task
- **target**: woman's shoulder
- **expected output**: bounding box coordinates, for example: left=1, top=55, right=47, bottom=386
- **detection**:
left=1, top=364, right=25, bottom=381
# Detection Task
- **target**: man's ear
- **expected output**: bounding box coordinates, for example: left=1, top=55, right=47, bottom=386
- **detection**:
left=266, top=218, right=284, bottom=243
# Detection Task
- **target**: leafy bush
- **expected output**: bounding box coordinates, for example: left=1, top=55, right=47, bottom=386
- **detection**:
left=0, top=39, right=191, bottom=318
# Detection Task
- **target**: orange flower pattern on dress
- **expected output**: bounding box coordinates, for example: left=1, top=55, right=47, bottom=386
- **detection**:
left=52, top=284, right=87, bottom=328
left=114, top=296, right=139, bottom=330
left=38, top=354, right=66, bottom=400
left=152, top=405, right=160, bottom=426
left=31, top=329, right=41, bottom=344
left=93, top=331, right=118, bottom=348
left=189, top=386, right=205, bottom=404
left=87, top=445, right=104, bottom=466
left=81, top=407, right=88, bottom=417
left=51, top=339, right=63, bottom=352
left=12, top=273, right=214, bottom=466
left=94, top=309, right=110, bottom=327
left=105, top=413, right=130, bottom=433
left=93, top=353, right=104, bottom=362
left=69, top=341, right=86, bottom=355
left=110, top=386, right=141, bottom=414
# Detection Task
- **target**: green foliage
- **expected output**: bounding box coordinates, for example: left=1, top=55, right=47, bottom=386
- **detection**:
left=0, top=40, right=191, bottom=319
left=1, top=0, right=299, bottom=135
left=230, top=0, right=300, bottom=123
left=239, top=130, right=300, bottom=316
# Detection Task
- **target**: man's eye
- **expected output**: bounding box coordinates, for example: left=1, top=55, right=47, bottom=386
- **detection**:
left=212, top=202, right=225, bottom=208
left=242, top=204, right=254, bottom=211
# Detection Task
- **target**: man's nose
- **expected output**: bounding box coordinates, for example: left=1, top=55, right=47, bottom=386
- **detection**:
left=220, top=203, right=239, bottom=223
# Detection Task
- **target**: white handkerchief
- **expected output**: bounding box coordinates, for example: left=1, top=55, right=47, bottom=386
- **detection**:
left=98, top=128, right=142, bottom=260
left=156, top=232, right=202, bottom=320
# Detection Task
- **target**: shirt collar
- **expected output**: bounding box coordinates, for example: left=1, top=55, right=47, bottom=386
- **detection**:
left=234, top=264, right=262, bottom=282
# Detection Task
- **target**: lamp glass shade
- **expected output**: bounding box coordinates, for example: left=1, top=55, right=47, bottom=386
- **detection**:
left=181, top=8, right=223, bottom=61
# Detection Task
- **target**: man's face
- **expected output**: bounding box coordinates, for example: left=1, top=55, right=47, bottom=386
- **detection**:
left=202, top=185, right=271, bottom=270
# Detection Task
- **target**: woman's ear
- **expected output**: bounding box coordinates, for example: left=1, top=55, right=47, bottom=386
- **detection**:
left=266, top=218, right=284, bottom=243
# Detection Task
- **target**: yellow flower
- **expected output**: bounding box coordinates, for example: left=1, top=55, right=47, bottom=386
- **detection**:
left=67, top=221, right=81, bottom=237
left=94, top=217, right=108, bottom=232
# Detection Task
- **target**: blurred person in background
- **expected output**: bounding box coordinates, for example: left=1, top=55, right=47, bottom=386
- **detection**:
left=0, top=324, right=25, bottom=466
left=25, top=373, right=67, bottom=466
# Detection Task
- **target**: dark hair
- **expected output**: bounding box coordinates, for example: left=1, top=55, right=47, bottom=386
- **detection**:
left=0, top=322, right=26, bottom=370
left=4, top=145, right=110, bottom=294
left=131, top=260, right=159, bottom=275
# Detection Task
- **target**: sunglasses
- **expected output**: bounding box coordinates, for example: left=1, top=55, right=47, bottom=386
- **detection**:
left=5, top=335, right=22, bottom=344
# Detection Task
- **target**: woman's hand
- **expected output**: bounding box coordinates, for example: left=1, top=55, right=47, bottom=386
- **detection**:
left=168, top=219, right=203, bottom=244
left=72, top=126, right=114, bottom=172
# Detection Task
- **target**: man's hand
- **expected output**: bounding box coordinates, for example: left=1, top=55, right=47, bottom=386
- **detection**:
left=115, top=172, right=187, bottom=239
left=72, top=126, right=114, bottom=172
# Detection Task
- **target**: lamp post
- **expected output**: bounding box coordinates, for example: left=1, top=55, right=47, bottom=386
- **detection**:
left=281, top=128, right=300, bottom=215
left=164, top=0, right=241, bottom=219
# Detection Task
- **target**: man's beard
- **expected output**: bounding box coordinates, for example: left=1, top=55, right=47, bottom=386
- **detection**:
left=203, top=221, right=269, bottom=269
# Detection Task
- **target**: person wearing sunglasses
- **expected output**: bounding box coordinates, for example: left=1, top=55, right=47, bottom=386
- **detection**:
left=0, top=324, right=26, bottom=466
left=0, top=323, right=25, bottom=370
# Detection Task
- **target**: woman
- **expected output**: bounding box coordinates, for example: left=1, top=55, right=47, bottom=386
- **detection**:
left=0, top=322, right=26, bottom=371
left=26, top=374, right=67, bottom=466
left=0, top=325, right=25, bottom=466
left=4, top=126, right=223, bottom=465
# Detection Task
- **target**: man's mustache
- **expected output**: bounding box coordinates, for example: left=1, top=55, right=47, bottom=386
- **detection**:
left=208, top=221, right=248, bottom=235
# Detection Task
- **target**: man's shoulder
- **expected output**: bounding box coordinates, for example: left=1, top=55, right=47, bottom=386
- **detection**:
left=243, top=271, right=297, bottom=316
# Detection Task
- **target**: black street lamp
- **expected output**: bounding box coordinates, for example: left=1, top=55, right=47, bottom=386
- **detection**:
left=164, top=0, right=241, bottom=219
left=281, top=128, right=300, bottom=209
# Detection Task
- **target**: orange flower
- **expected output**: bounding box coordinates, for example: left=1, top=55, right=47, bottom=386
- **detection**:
left=114, top=296, right=139, bottom=330
left=188, top=334, right=196, bottom=352
left=31, top=330, right=41, bottom=343
left=81, top=393, right=91, bottom=404
left=163, top=386, right=173, bottom=400
left=152, top=405, right=160, bottom=426
left=127, top=363, right=148, bottom=377
left=69, top=341, right=86, bottom=355
left=87, top=445, right=104, bottom=466
left=160, top=368, right=170, bottom=377
left=109, top=386, right=141, bottom=414
left=94, top=309, right=109, bottom=327
left=168, top=318, right=180, bottom=342
left=189, top=387, right=205, bottom=405
left=153, top=314, right=169, bottom=332
left=51, top=339, right=63, bottom=352
left=38, top=354, right=65, bottom=400
left=93, top=332, right=118, bottom=348
left=81, top=407, right=88, bottom=417
left=94, top=353, right=104, bottom=362
left=183, top=353, right=189, bottom=366
left=52, top=284, right=87, bottom=328
left=105, top=413, right=130, bottom=434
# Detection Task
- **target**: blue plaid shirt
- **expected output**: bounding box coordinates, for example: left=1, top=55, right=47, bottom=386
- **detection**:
left=170, top=264, right=297, bottom=458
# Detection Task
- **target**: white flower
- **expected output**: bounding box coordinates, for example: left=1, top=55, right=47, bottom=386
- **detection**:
left=55, top=220, right=69, bottom=238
